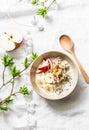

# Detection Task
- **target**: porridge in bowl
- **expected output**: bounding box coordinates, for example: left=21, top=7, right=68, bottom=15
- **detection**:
left=36, top=56, right=73, bottom=95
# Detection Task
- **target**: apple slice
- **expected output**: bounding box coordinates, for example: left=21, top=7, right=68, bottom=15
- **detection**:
left=38, top=65, right=49, bottom=71
left=37, top=58, right=54, bottom=74
left=38, top=59, right=50, bottom=71
left=47, top=58, right=53, bottom=69
left=0, top=29, right=23, bottom=51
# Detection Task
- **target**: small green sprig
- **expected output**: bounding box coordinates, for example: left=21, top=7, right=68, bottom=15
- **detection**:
left=40, top=2, right=44, bottom=6
left=31, top=52, right=38, bottom=61
left=2, top=55, right=14, bottom=67
left=10, top=66, right=21, bottom=77
left=32, top=0, right=57, bottom=18
left=5, top=96, right=13, bottom=104
left=23, top=58, right=29, bottom=68
left=32, top=0, right=39, bottom=5
left=19, top=85, right=30, bottom=95
left=0, top=105, right=8, bottom=111
left=37, top=7, right=47, bottom=18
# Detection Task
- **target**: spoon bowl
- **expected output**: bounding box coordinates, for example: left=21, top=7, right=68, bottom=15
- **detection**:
left=59, top=35, right=74, bottom=53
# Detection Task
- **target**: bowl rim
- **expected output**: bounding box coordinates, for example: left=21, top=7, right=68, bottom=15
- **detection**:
left=30, top=51, right=78, bottom=100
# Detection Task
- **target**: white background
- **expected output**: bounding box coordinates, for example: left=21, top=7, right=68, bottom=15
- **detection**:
left=0, top=0, right=89, bottom=130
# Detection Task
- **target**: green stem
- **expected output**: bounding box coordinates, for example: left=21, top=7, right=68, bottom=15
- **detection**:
left=47, top=0, right=55, bottom=9
left=0, top=63, right=31, bottom=91
left=10, top=78, right=15, bottom=96
left=0, top=91, right=20, bottom=105
left=5, top=67, right=26, bottom=85
left=2, top=67, right=6, bottom=84
left=0, top=67, right=6, bottom=90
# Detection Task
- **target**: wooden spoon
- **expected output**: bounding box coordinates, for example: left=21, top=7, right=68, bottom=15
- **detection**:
left=59, top=34, right=89, bottom=83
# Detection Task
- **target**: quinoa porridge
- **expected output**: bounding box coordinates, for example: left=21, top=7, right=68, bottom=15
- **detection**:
left=36, top=57, right=73, bottom=95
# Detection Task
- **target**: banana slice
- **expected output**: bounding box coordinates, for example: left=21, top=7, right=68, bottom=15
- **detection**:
left=44, top=73, right=54, bottom=83
left=44, top=85, right=54, bottom=93
left=36, top=79, right=44, bottom=87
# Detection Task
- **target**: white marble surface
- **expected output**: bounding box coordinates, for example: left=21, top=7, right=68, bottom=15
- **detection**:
left=0, top=0, right=89, bottom=130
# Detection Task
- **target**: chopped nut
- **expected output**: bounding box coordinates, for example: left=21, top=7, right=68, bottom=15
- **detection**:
left=52, top=65, right=62, bottom=77
left=65, top=64, right=69, bottom=70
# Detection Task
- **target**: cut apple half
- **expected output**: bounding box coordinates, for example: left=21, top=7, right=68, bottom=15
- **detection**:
left=0, top=29, right=23, bottom=51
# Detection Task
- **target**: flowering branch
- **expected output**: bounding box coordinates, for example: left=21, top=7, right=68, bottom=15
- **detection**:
left=32, top=0, right=57, bottom=17
left=0, top=52, right=38, bottom=111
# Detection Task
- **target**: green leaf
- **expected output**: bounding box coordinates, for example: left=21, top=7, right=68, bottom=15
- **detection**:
left=37, top=7, right=48, bottom=17
left=40, top=2, right=44, bottom=6
left=31, top=52, right=38, bottom=61
left=19, top=85, right=29, bottom=95
left=23, top=58, right=29, bottom=68
left=32, top=0, right=39, bottom=5
left=10, top=66, right=21, bottom=77
left=0, top=105, right=8, bottom=111
left=2, top=55, right=14, bottom=67
left=5, top=96, right=13, bottom=104
left=54, top=0, right=57, bottom=3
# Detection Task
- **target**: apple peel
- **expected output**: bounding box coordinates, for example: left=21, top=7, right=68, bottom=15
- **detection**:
left=37, top=58, right=54, bottom=73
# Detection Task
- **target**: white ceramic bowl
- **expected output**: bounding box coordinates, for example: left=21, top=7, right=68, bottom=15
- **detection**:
left=30, top=51, right=78, bottom=100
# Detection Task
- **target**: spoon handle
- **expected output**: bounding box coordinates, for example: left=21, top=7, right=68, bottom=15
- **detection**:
left=71, top=51, right=89, bottom=83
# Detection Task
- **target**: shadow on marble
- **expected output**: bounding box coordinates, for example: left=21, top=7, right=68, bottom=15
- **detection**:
left=45, top=16, right=54, bottom=23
